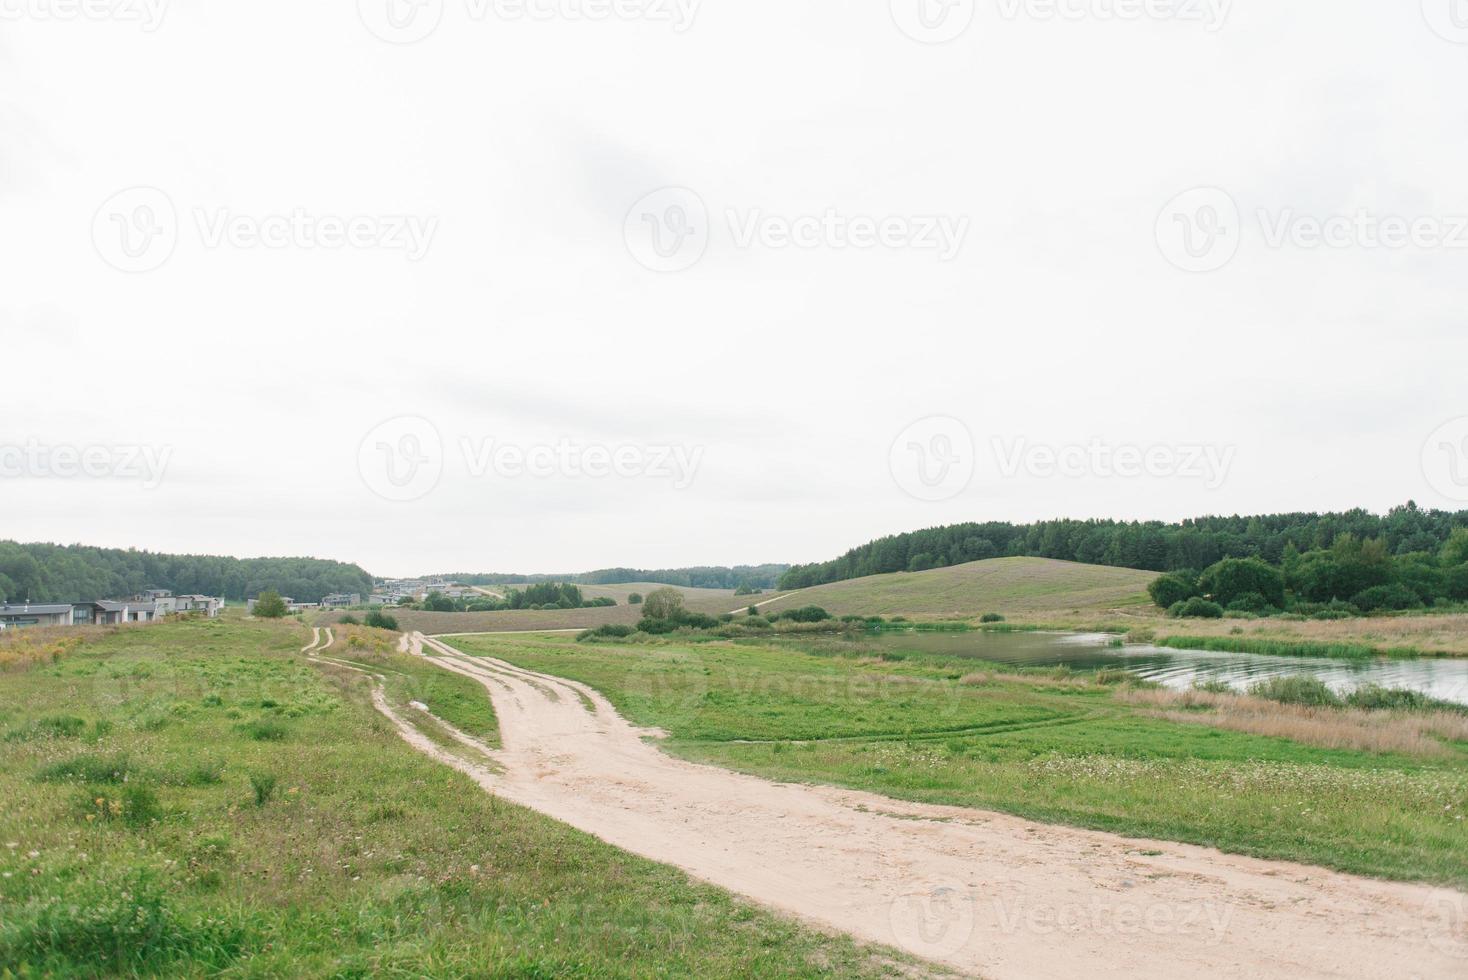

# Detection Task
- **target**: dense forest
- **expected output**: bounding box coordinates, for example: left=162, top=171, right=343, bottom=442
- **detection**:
left=440, top=564, right=790, bottom=591
left=779, top=503, right=1468, bottom=590
left=0, top=541, right=374, bottom=604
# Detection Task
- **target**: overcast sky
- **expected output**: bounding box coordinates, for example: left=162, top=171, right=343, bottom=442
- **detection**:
left=3, top=0, right=1467, bottom=577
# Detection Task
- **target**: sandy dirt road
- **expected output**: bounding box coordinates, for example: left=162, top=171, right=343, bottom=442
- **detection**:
left=385, top=633, right=1466, bottom=979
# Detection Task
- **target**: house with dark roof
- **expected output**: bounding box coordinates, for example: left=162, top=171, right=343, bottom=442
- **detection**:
left=0, top=603, right=77, bottom=628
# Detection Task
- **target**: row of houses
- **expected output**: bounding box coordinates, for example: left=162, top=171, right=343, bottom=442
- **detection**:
left=0, top=590, right=223, bottom=630
left=369, top=579, right=476, bottom=605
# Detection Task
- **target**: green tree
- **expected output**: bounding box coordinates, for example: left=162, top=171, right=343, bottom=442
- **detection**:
left=1198, top=558, right=1284, bottom=608
left=252, top=590, right=287, bottom=619
left=1442, top=528, right=1468, bottom=568
left=642, top=588, right=685, bottom=620
left=627, top=593, right=643, bottom=605
left=1147, top=573, right=1198, bottom=609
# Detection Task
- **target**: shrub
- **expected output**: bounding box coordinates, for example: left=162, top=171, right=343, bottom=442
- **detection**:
left=1350, top=583, right=1422, bottom=613
left=252, top=590, right=287, bottom=619
left=636, top=618, right=677, bottom=635
left=1147, top=573, right=1199, bottom=610
left=339, top=614, right=359, bottom=625
left=979, top=613, right=1005, bottom=623
left=1248, top=675, right=1341, bottom=707
left=747, top=606, right=759, bottom=617
left=582, top=624, right=636, bottom=640
left=677, top=612, right=720, bottom=630
left=0, top=868, right=246, bottom=970
left=237, top=719, right=288, bottom=742
left=5, top=715, right=87, bottom=742
left=1226, top=592, right=1275, bottom=614
left=76, top=783, right=162, bottom=828
left=778, top=606, right=831, bottom=623
left=1170, top=597, right=1224, bottom=619
left=36, top=754, right=134, bottom=784
left=364, top=608, right=399, bottom=631
left=628, top=593, right=643, bottom=605
left=249, top=772, right=278, bottom=807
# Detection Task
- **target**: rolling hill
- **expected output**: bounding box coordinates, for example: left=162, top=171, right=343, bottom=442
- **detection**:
left=754, top=557, right=1158, bottom=621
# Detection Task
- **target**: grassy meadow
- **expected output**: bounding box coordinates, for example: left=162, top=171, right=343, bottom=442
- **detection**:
left=0, top=615, right=919, bottom=978
left=453, top=631, right=1468, bottom=888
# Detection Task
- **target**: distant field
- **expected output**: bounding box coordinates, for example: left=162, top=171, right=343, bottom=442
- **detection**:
left=757, top=557, right=1157, bottom=621
left=327, top=583, right=744, bottom=635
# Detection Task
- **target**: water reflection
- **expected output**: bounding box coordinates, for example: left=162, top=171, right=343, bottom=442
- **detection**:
left=866, top=630, right=1468, bottom=706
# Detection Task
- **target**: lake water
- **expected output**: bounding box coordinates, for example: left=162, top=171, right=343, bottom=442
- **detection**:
left=866, top=629, right=1468, bottom=706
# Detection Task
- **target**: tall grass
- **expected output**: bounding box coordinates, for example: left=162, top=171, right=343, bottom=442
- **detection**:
left=1121, top=686, right=1468, bottom=756
left=1156, top=634, right=1438, bottom=660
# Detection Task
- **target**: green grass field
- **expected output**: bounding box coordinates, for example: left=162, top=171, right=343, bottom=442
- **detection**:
left=453, top=631, right=1468, bottom=889
left=0, top=616, right=919, bottom=977
left=758, top=557, right=1157, bottom=622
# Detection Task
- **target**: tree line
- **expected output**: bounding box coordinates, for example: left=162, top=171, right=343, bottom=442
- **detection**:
left=779, top=503, right=1468, bottom=590
left=434, top=564, right=789, bottom=591
left=1151, top=529, right=1468, bottom=617
left=0, top=541, right=374, bottom=604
